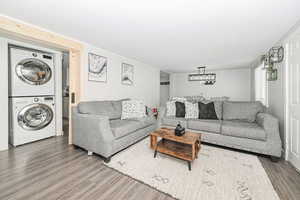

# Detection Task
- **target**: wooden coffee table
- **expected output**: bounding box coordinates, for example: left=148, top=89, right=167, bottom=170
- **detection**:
left=150, top=128, right=201, bottom=171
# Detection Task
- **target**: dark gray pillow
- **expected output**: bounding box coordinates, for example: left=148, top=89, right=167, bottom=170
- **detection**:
left=175, top=102, right=185, bottom=118
left=198, top=102, right=218, bottom=120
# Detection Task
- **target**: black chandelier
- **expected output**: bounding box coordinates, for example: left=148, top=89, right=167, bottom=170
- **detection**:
left=188, top=66, right=216, bottom=85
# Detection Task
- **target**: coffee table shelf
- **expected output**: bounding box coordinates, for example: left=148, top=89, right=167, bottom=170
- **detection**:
left=155, top=139, right=193, bottom=161
left=150, top=128, right=201, bottom=171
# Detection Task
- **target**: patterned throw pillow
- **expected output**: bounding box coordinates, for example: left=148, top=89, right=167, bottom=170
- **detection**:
left=166, top=101, right=176, bottom=116
left=169, top=97, right=187, bottom=103
left=185, top=101, right=198, bottom=119
left=121, top=100, right=146, bottom=119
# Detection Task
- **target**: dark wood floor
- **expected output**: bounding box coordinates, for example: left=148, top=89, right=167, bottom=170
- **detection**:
left=0, top=135, right=299, bottom=200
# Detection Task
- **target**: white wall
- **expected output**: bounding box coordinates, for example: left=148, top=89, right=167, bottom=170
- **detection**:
left=268, top=62, right=285, bottom=146
left=80, top=45, right=160, bottom=107
left=170, top=68, right=251, bottom=101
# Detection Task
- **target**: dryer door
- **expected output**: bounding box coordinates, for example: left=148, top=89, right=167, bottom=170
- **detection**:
left=18, top=103, right=53, bottom=131
left=15, top=58, right=52, bottom=85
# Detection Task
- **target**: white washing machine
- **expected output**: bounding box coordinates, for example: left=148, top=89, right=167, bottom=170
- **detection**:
left=9, top=45, right=55, bottom=97
left=9, top=96, right=56, bottom=146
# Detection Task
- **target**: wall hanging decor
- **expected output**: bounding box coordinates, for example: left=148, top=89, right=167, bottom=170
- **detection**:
left=88, top=53, right=107, bottom=82
left=269, top=46, right=284, bottom=63
left=262, top=46, right=284, bottom=81
left=266, top=68, right=278, bottom=81
left=188, top=66, right=216, bottom=85
left=121, top=63, right=134, bottom=85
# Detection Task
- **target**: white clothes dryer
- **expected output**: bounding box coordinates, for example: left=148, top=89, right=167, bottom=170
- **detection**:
left=9, top=46, right=55, bottom=97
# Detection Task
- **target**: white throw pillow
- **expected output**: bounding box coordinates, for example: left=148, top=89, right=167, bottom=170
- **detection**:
left=121, top=100, right=146, bottom=119
left=166, top=101, right=176, bottom=116
left=169, top=97, right=187, bottom=103
left=185, top=101, right=198, bottom=119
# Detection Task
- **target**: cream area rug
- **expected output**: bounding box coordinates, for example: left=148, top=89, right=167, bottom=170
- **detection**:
left=104, top=138, right=279, bottom=200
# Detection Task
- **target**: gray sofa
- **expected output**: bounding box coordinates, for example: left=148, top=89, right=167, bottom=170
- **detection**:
left=158, top=101, right=282, bottom=159
left=72, top=100, right=157, bottom=162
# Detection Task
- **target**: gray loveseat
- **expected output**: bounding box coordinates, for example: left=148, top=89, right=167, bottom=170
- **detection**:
left=159, top=101, right=282, bottom=160
left=72, top=100, right=157, bottom=162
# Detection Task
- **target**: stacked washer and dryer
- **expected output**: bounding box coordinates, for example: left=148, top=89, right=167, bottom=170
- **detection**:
left=9, top=45, right=56, bottom=146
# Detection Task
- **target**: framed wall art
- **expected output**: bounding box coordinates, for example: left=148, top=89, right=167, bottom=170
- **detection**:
left=88, top=53, right=107, bottom=82
left=121, top=63, right=134, bottom=85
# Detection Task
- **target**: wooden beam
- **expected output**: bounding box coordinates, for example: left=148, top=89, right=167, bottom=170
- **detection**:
left=0, top=15, right=83, bottom=51
left=0, top=15, right=84, bottom=145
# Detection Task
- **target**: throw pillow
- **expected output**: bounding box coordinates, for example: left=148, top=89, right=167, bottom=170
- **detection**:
left=198, top=100, right=223, bottom=119
left=166, top=101, right=176, bottom=116
left=121, top=100, right=146, bottom=119
left=185, top=101, right=198, bottom=119
left=169, top=97, right=187, bottom=103
left=198, top=102, right=218, bottom=119
left=175, top=102, right=185, bottom=118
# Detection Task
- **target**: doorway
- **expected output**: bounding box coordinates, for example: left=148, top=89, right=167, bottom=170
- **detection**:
left=62, top=52, right=70, bottom=136
left=160, top=71, right=170, bottom=107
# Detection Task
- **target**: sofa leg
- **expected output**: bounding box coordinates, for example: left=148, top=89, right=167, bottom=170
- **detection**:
left=270, top=156, right=280, bottom=162
left=104, top=157, right=111, bottom=163
left=87, top=151, right=93, bottom=156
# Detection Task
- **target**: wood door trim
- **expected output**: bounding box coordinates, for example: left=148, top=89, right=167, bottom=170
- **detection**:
left=0, top=15, right=84, bottom=145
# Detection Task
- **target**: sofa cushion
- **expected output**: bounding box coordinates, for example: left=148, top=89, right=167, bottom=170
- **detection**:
left=185, top=101, right=198, bottom=119
left=111, top=98, right=130, bottom=118
left=221, top=120, right=266, bottom=141
left=133, top=117, right=156, bottom=127
left=184, top=96, right=205, bottom=103
left=187, top=119, right=221, bottom=133
left=213, top=101, right=223, bottom=120
left=78, top=101, right=120, bottom=120
left=166, top=101, right=176, bottom=116
left=198, top=102, right=218, bottom=120
left=199, top=100, right=223, bottom=120
left=175, top=102, right=185, bottom=118
left=110, top=119, right=151, bottom=139
left=121, top=100, right=146, bottom=120
left=223, top=101, right=264, bottom=123
left=170, top=97, right=187, bottom=102
left=208, top=96, right=229, bottom=101
left=162, top=116, right=187, bottom=127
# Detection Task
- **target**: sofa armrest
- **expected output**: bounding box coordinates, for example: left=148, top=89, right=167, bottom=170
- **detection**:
left=256, top=113, right=279, bottom=134
left=72, top=111, right=115, bottom=145
left=256, top=113, right=282, bottom=157
left=257, top=113, right=282, bottom=142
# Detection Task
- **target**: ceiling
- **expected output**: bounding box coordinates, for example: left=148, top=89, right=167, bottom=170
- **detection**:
left=0, top=0, right=300, bottom=72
